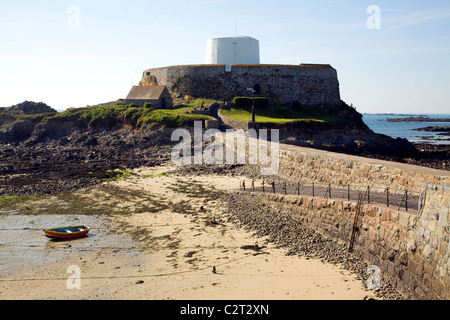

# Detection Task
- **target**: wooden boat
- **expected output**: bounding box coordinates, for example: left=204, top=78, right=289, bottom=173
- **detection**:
left=44, top=225, right=90, bottom=239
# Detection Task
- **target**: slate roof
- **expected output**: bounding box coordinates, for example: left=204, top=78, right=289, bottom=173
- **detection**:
left=126, top=85, right=167, bottom=100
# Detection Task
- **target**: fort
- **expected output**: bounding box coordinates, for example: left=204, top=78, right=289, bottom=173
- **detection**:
left=139, top=63, right=341, bottom=107
left=131, top=36, right=341, bottom=107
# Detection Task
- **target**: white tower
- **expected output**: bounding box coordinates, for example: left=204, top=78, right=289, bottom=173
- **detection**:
left=205, top=36, right=260, bottom=71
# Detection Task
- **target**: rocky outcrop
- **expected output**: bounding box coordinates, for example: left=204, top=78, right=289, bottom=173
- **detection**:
left=6, top=101, right=57, bottom=115
left=277, top=123, right=416, bottom=159
left=0, top=101, right=58, bottom=143
left=0, top=125, right=174, bottom=196
left=0, top=120, right=36, bottom=141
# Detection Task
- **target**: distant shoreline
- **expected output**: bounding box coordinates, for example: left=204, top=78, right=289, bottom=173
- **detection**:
left=363, top=113, right=427, bottom=117
left=386, top=116, right=450, bottom=123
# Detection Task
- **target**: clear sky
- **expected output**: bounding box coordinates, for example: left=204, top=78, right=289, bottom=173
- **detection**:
left=1, top=0, right=449, bottom=113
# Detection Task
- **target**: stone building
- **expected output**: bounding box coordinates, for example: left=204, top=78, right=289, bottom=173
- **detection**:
left=140, top=64, right=341, bottom=107
left=130, top=35, right=341, bottom=107
left=125, top=85, right=173, bottom=109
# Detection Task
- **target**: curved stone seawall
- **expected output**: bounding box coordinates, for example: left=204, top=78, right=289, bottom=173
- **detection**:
left=141, top=64, right=341, bottom=106
left=264, top=143, right=449, bottom=299
left=248, top=184, right=449, bottom=299
left=278, top=143, right=450, bottom=195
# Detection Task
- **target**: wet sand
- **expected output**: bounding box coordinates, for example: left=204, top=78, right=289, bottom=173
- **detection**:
left=0, top=163, right=376, bottom=300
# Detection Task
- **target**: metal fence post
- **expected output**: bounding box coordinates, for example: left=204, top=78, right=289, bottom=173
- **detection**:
left=405, top=189, right=408, bottom=211
left=386, top=187, right=389, bottom=207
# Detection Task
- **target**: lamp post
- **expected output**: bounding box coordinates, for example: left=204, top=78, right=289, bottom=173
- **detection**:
left=248, top=84, right=260, bottom=123
left=251, top=88, right=256, bottom=122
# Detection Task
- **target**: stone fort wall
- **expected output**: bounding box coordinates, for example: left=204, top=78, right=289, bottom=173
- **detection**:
left=140, top=64, right=341, bottom=106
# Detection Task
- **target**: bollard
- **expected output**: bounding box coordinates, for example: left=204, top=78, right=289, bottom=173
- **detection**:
left=367, top=185, right=370, bottom=204
left=347, top=184, right=350, bottom=201
left=297, top=182, right=300, bottom=196
left=312, top=182, right=315, bottom=197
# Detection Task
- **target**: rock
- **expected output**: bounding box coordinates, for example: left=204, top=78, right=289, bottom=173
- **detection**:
left=5, top=101, right=57, bottom=115
left=0, top=120, right=36, bottom=141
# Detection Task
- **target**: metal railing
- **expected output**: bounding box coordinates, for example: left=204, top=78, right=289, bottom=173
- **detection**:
left=239, top=178, right=419, bottom=211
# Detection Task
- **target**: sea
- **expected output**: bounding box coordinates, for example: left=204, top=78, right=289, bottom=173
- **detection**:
left=362, top=114, right=450, bottom=145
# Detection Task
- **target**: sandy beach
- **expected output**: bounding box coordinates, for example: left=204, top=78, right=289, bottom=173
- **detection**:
left=0, top=163, right=376, bottom=300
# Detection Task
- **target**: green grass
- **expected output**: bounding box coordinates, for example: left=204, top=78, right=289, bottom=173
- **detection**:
left=184, top=98, right=222, bottom=109
left=221, top=105, right=346, bottom=124
left=45, top=103, right=212, bottom=129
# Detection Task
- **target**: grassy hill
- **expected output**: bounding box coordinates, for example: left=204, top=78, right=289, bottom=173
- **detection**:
left=221, top=103, right=354, bottom=125
left=45, top=101, right=213, bottom=129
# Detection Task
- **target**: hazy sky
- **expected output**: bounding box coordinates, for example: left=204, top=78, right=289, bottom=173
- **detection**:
left=1, top=0, right=449, bottom=113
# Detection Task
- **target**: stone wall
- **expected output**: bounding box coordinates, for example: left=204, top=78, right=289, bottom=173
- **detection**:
left=217, top=131, right=450, bottom=299
left=249, top=184, right=449, bottom=299
left=412, top=184, right=450, bottom=299
left=140, top=64, right=341, bottom=106
left=217, top=108, right=249, bottom=130
left=277, top=143, right=450, bottom=195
